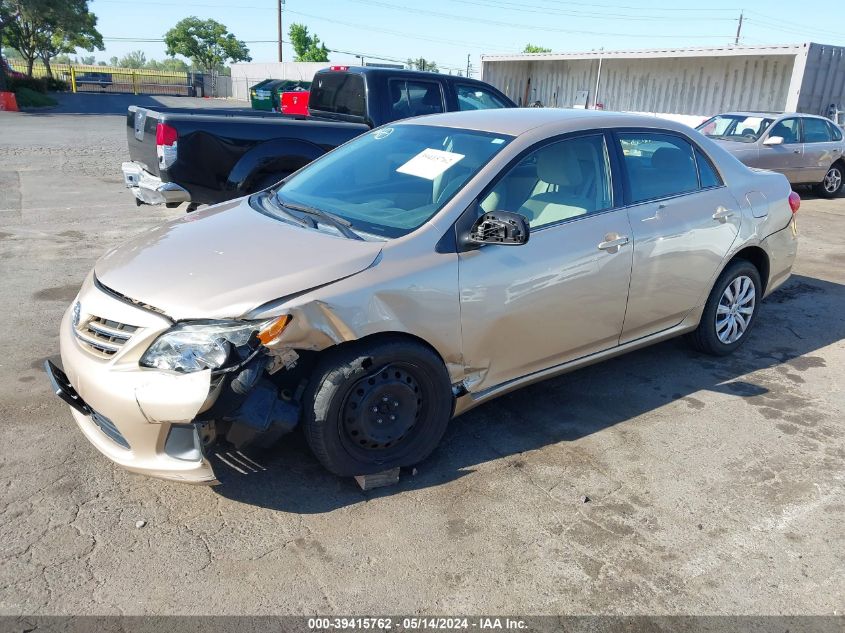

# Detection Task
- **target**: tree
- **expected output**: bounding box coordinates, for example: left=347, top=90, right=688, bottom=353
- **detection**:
left=406, top=57, right=438, bottom=73
left=523, top=44, right=551, bottom=53
left=0, top=1, right=18, bottom=90
left=3, top=0, right=102, bottom=77
left=288, top=23, right=329, bottom=62
left=163, top=17, right=250, bottom=74
left=34, top=1, right=103, bottom=77
left=108, top=55, right=118, bottom=66
left=118, top=49, right=146, bottom=68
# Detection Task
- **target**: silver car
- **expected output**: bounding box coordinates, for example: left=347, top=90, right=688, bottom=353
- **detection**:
left=46, top=109, right=799, bottom=484
left=696, top=111, right=845, bottom=198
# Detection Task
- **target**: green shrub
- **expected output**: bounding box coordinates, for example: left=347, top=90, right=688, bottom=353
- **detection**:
left=13, top=87, right=57, bottom=108
left=44, top=77, right=69, bottom=92
left=8, top=76, right=48, bottom=94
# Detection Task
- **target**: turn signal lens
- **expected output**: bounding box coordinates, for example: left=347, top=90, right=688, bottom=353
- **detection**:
left=788, top=191, right=800, bottom=213
left=257, top=315, right=291, bottom=345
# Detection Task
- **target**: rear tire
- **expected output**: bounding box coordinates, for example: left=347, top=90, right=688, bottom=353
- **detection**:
left=814, top=163, right=843, bottom=198
left=302, top=338, right=452, bottom=477
left=687, top=259, right=762, bottom=356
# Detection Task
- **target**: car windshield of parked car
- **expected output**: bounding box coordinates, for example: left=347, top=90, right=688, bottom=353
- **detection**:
left=696, top=114, right=774, bottom=143
left=270, top=125, right=513, bottom=238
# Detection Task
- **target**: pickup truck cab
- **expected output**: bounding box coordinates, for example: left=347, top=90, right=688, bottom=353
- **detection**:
left=122, top=66, right=515, bottom=209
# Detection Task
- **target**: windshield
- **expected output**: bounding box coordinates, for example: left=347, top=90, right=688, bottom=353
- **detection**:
left=270, top=125, right=513, bottom=238
left=696, top=114, right=775, bottom=143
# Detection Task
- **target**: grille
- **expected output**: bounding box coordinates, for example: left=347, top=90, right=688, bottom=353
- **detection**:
left=91, top=410, right=130, bottom=449
left=75, top=315, right=139, bottom=358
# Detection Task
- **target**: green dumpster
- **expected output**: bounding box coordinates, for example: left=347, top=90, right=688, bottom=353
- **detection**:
left=249, top=79, right=280, bottom=111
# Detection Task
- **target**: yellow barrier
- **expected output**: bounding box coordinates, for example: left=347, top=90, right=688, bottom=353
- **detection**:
left=70, top=67, right=77, bottom=93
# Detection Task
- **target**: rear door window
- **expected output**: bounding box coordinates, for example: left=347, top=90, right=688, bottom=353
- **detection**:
left=389, top=80, right=445, bottom=119
left=309, top=73, right=365, bottom=118
left=616, top=133, right=699, bottom=203
left=803, top=118, right=833, bottom=143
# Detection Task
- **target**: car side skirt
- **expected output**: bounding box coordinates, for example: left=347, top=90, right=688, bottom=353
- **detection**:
left=453, top=308, right=704, bottom=417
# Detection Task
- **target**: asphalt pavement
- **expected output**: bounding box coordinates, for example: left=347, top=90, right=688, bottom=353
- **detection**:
left=0, top=93, right=843, bottom=616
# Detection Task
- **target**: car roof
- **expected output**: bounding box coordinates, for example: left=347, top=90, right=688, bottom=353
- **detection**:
left=720, top=111, right=831, bottom=121
left=398, top=108, right=700, bottom=137
left=316, top=66, right=490, bottom=84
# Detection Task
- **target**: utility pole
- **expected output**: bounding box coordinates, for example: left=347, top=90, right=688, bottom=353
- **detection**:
left=277, top=0, right=284, bottom=62
left=735, top=10, right=744, bottom=45
left=466, top=54, right=471, bottom=78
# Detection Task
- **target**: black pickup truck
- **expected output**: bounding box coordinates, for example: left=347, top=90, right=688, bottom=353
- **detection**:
left=122, top=66, right=515, bottom=210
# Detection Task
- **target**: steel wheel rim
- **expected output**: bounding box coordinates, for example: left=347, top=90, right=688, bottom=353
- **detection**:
left=824, top=167, right=842, bottom=193
left=341, top=364, right=423, bottom=452
left=715, top=275, right=756, bottom=344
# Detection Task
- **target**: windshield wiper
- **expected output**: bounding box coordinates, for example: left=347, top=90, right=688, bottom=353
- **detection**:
left=277, top=199, right=364, bottom=241
left=255, top=191, right=313, bottom=229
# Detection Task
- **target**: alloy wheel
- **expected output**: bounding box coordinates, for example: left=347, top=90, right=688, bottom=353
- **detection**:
left=715, top=275, right=756, bottom=344
left=824, top=166, right=842, bottom=194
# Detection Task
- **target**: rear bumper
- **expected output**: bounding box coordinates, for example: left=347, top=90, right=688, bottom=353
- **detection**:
left=122, top=161, right=191, bottom=206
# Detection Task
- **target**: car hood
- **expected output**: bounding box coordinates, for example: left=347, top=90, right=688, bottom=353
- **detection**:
left=95, top=198, right=383, bottom=320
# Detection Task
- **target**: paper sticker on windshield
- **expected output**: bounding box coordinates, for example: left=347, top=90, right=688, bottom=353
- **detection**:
left=396, top=148, right=465, bottom=180
left=373, top=128, right=394, bottom=140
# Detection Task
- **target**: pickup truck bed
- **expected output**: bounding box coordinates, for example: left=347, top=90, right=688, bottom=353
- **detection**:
left=122, top=66, right=515, bottom=208
left=125, top=106, right=367, bottom=206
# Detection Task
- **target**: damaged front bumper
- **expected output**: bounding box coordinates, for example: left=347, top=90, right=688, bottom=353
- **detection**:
left=46, top=358, right=217, bottom=484
left=51, top=276, right=299, bottom=484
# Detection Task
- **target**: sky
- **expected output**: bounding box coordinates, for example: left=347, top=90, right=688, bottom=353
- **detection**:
left=84, top=0, right=845, bottom=77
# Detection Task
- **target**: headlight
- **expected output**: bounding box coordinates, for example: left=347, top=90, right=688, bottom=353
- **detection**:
left=140, top=321, right=265, bottom=373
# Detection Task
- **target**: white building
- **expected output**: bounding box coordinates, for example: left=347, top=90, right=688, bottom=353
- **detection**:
left=482, top=43, right=845, bottom=124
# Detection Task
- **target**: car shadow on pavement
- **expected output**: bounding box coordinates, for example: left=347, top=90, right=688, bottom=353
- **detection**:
left=213, top=274, right=845, bottom=513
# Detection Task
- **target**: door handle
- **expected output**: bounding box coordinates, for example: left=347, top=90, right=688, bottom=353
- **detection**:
left=793, top=149, right=801, bottom=154
left=712, top=207, right=734, bottom=222
left=597, top=235, right=630, bottom=251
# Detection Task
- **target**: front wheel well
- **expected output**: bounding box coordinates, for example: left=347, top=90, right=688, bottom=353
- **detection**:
left=323, top=331, right=449, bottom=372
left=729, top=246, right=770, bottom=295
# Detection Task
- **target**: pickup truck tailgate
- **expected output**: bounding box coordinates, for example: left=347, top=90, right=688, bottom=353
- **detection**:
left=126, top=106, right=162, bottom=176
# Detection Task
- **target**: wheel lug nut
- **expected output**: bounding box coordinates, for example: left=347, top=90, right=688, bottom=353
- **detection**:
left=393, top=401, right=399, bottom=407
left=372, top=407, right=378, bottom=413
left=382, top=397, right=389, bottom=402
left=389, top=415, right=396, bottom=421
left=377, top=419, right=383, bottom=424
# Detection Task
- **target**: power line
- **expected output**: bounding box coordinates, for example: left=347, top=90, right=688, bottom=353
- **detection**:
left=284, top=8, right=520, bottom=53
left=337, top=0, right=739, bottom=39
left=444, top=0, right=738, bottom=22
left=100, top=37, right=469, bottom=73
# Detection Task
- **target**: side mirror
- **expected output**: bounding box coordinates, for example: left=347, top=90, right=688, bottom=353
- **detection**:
left=468, top=211, right=530, bottom=246
left=763, top=135, right=784, bottom=146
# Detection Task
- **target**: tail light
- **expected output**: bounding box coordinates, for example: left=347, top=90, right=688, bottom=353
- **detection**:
left=155, top=122, right=178, bottom=170
left=156, top=122, right=178, bottom=146
left=788, top=191, right=800, bottom=213
left=329, top=65, right=349, bottom=71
